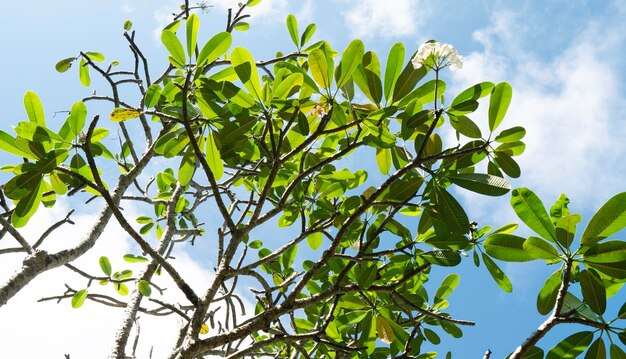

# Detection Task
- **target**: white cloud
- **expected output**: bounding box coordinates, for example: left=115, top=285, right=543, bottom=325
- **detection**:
left=122, top=4, right=134, bottom=13
left=449, top=8, right=626, bottom=223
left=153, top=1, right=180, bottom=42
left=340, top=0, right=426, bottom=39
left=0, top=201, right=252, bottom=358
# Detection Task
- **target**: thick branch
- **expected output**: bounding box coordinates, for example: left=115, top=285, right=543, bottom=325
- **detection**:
left=108, top=184, right=186, bottom=359
left=82, top=116, right=198, bottom=307
left=508, top=259, right=573, bottom=359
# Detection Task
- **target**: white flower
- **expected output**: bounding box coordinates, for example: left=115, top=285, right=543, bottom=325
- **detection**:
left=411, top=41, right=463, bottom=71
left=349, top=240, right=360, bottom=251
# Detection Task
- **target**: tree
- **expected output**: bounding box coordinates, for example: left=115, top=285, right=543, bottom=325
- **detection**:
left=0, top=1, right=624, bottom=358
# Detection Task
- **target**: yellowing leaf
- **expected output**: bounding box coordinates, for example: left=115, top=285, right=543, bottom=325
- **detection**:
left=200, top=323, right=209, bottom=335
left=110, top=108, right=142, bottom=122
left=375, top=315, right=394, bottom=344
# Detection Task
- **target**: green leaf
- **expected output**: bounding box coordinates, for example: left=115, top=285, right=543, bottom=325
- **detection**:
left=399, top=79, right=446, bottom=108
left=449, top=115, right=482, bottom=139
left=447, top=100, right=478, bottom=116
left=524, top=236, right=560, bottom=260
left=493, top=223, right=519, bottom=235
left=161, top=30, right=186, bottom=68
left=586, top=261, right=626, bottom=280
left=385, top=174, right=422, bottom=203
left=300, top=23, right=316, bottom=46
left=537, top=270, right=561, bottom=315
left=511, top=188, right=557, bottom=242
left=281, top=244, right=298, bottom=270
left=559, top=293, right=598, bottom=320
left=448, top=173, right=510, bottom=196
left=376, top=148, right=391, bottom=175
left=203, top=80, right=255, bottom=109
left=423, top=328, right=441, bottom=344
left=71, top=289, right=88, bottom=308
left=68, top=101, right=87, bottom=138
left=205, top=131, right=224, bottom=180
left=273, top=73, right=303, bottom=100
left=496, top=141, right=526, bottom=156
left=495, top=126, right=526, bottom=143
left=186, top=13, right=199, bottom=58
left=12, top=180, right=43, bottom=228
left=488, top=82, right=513, bottom=131
left=164, top=20, right=181, bottom=32
left=610, top=344, right=626, bottom=359
left=23, top=91, right=45, bottom=125
left=356, top=262, right=378, bottom=289
left=138, top=280, right=152, bottom=297
left=384, top=42, right=405, bottom=102
left=392, top=60, right=428, bottom=103
left=450, top=82, right=494, bottom=106
left=115, top=283, right=129, bottom=296
left=550, top=194, right=571, bottom=224
left=144, top=84, right=162, bottom=108
left=521, top=347, right=545, bottom=359
left=307, top=232, right=322, bottom=250
left=352, top=51, right=382, bottom=104
left=231, top=47, right=263, bottom=100
left=99, top=256, right=112, bottom=276
left=433, top=187, right=469, bottom=234
left=546, top=331, right=594, bottom=359
left=435, top=274, right=460, bottom=303
left=494, top=152, right=520, bottom=178
left=79, top=58, right=90, bottom=87
left=585, top=337, right=605, bottom=359
left=178, top=148, right=195, bottom=186
left=336, top=39, right=365, bottom=88
left=581, top=192, right=626, bottom=246
left=55, top=57, right=75, bottom=73
left=0, top=130, right=36, bottom=158
left=583, top=241, right=626, bottom=263
left=579, top=270, right=606, bottom=315
left=358, top=313, right=377, bottom=354
left=555, top=214, right=581, bottom=249
left=139, top=222, right=153, bottom=234
left=49, top=172, right=68, bottom=195
left=123, top=254, right=149, bottom=263
left=85, top=52, right=105, bottom=62
left=421, top=250, right=462, bottom=267
left=14, top=122, right=62, bottom=145
left=482, top=253, right=512, bottom=292
left=90, top=128, right=109, bottom=143
left=233, top=22, right=249, bottom=31
left=286, top=14, right=299, bottom=47
left=406, top=110, right=435, bottom=131
left=484, top=234, right=534, bottom=262
left=308, top=48, right=331, bottom=91
left=197, top=32, right=232, bottom=66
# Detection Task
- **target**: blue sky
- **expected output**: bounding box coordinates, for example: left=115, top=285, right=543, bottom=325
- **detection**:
left=0, top=0, right=625, bottom=357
